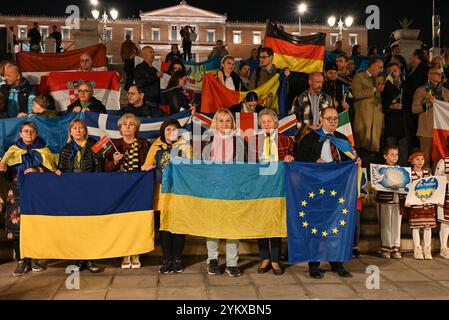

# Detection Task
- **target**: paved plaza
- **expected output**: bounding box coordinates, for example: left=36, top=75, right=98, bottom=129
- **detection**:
left=1, top=253, right=449, bottom=300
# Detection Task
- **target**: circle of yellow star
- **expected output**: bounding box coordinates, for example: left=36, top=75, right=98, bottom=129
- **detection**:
left=302, top=221, right=309, bottom=228
left=342, top=208, right=348, bottom=215
left=322, top=231, right=328, bottom=237
left=301, top=200, right=308, bottom=207
left=332, top=228, right=339, bottom=234
left=309, top=192, right=315, bottom=199
left=340, top=220, right=346, bottom=226
left=319, top=188, right=326, bottom=195
left=298, top=211, right=306, bottom=218
left=338, top=197, right=345, bottom=204
left=330, top=190, right=337, bottom=196
left=311, top=228, right=318, bottom=234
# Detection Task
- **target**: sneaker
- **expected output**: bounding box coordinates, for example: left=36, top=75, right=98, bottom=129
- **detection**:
left=381, top=251, right=391, bottom=259
left=131, top=255, right=141, bottom=269
left=86, top=260, right=101, bottom=273
left=159, top=259, right=173, bottom=274
left=391, top=251, right=402, bottom=259
left=207, top=259, right=221, bottom=275
left=414, top=246, right=424, bottom=260
left=121, top=256, right=132, bottom=269
left=13, top=260, right=29, bottom=276
left=353, top=248, right=361, bottom=258
left=171, top=259, right=183, bottom=273
left=440, top=247, right=449, bottom=259
left=31, top=259, right=45, bottom=272
left=424, top=246, right=433, bottom=260
left=225, top=266, right=242, bottom=277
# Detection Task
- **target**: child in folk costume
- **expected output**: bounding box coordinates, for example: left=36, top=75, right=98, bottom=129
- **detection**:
left=434, top=149, right=449, bottom=259
left=406, top=150, right=437, bottom=260
left=376, top=145, right=405, bottom=259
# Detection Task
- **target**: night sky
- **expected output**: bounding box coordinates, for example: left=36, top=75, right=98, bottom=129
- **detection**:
left=1, top=0, right=448, bottom=49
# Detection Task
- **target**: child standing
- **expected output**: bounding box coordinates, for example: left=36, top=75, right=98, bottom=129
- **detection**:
left=376, top=145, right=404, bottom=259
left=407, top=150, right=437, bottom=260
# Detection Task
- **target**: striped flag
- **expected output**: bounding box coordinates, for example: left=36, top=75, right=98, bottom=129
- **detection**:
left=17, top=44, right=108, bottom=85
left=337, top=110, right=354, bottom=147
left=84, top=109, right=192, bottom=141
left=264, top=23, right=325, bottom=73
left=44, top=71, right=121, bottom=111
left=433, top=100, right=449, bottom=161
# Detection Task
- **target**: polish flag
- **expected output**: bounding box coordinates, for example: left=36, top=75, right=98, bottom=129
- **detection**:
left=433, top=100, right=449, bottom=161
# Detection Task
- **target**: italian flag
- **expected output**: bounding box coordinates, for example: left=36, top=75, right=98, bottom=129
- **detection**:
left=337, top=110, right=354, bottom=146
left=432, top=100, right=449, bottom=161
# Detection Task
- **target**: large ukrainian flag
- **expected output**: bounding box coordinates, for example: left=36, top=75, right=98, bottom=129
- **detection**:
left=19, top=172, right=155, bottom=260
left=161, top=162, right=287, bottom=239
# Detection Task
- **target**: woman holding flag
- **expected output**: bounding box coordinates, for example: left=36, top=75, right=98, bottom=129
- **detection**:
left=56, top=119, right=103, bottom=273
left=201, top=109, right=247, bottom=277
left=141, top=119, right=192, bottom=274
left=0, top=121, right=57, bottom=276
left=104, top=114, right=151, bottom=269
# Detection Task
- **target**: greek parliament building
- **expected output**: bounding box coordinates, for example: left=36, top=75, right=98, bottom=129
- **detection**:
left=0, top=1, right=368, bottom=64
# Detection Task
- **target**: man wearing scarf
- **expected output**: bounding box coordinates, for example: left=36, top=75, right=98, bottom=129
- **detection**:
left=295, top=107, right=357, bottom=279
left=0, top=121, right=57, bottom=276
left=412, top=65, right=449, bottom=167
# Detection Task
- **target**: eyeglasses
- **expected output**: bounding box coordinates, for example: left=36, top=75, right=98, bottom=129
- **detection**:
left=321, top=116, right=339, bottom=123
left=21, top=129, right=36, bottom=134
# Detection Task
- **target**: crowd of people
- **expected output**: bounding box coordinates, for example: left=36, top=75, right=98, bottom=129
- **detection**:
left=1, top=27, right=449, bottom=282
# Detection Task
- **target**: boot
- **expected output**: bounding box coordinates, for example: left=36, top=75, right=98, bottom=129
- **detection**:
left=424, top=246, right=433, bottom=260
left=413, top=245, right=424, bottom=260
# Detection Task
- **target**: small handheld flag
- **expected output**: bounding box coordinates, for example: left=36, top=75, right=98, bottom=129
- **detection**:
left=91, top=135, right=117, bottom=156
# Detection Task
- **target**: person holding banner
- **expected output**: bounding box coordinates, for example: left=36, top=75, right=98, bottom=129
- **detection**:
left=412, top=64, right=449, bottom=168
left=295, top=107, right=356, bottom=279
left=79, top=54, right=94, bottom=71
left=202, top=109, right=247, bottom=277
left=31, top=95, right=57, bottom=118
left=142, top=119, right=192, bottom=274
left=56, top=119, right=103, bottom=272
left=0, top=122, right=57, bottom=276
left=229, top=92, right=264, bottom=114
left=406, top=150, right=436, bottom=260
left=104, top=114, right=151, bottom=269
left=66, top=81, right=107, bottom=114
left=254, top=109, right=294, bottom=275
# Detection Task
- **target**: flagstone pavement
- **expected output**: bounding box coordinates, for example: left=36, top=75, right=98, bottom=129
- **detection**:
left=1, top=254, right=449, bottom=300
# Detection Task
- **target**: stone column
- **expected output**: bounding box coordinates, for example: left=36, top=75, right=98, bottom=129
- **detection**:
left=391, top=28, right=422, bottom=61
left=73, top=18, right=100, bottom=49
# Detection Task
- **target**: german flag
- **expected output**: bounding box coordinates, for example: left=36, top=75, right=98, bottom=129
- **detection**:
left=264, top=23, right=325, bottom=73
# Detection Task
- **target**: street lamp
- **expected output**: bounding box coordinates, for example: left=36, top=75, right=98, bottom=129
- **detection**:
left=90, top=1, right=119, bottom=45
left=328, top=15, right=353, bottom=41
left=297, top=3, right=307, bottom=35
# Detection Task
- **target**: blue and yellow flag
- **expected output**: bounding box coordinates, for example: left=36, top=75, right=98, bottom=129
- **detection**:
left=161, top=162, right=287, bottom=239
left=19, top=172, right=155, bottom=260
left=286, top=161, right=358, bottom=263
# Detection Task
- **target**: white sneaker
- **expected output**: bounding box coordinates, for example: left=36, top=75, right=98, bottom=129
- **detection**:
left=440, top=247, right=449, bottom=259
left=391, top=251, right=402, bottom=259
left=414, top=246, right=424, bottom=260
left=131, top=255, right=141, bottom=269
left=381, top=251, right=391, bottom=259
left=424, top=247, right=433, bottom=260
left=121, top=256, right=132, bottom=269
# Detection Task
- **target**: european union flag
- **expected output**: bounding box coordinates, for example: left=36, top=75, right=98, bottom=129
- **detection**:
left=286, top=160, right=358, bottom=264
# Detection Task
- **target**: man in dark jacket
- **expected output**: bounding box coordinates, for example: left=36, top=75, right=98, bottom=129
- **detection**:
left=295, top=106, right=355, bottom=280
left=66, top=82, right=106, bottom=114
left=120, top=85, right=166, bottom=118
left=403, top=49, right=429, bottom=149
left=27, top=22, right=41, bottom=53
left=381, top=62, right=409, bottom=166
left=322, top=62, right=350, bottom=114
left=49, top=25, right=62, bottom=53
left=0, top=64, right=37, bottom=117
left=134, top=46, right=163, bottom=110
